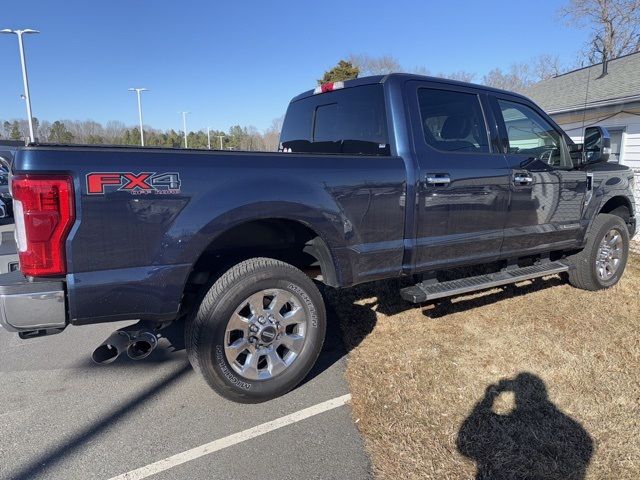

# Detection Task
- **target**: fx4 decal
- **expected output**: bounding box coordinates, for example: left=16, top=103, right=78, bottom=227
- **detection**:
left=86, top=172, right=181, bottom=195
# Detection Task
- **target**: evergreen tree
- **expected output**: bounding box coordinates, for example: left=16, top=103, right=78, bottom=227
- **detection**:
left=318, top=60, right=359, bottom=85
left=49, top=121, right=74, bottom=143
left=10, top=121, right=22, bottom=141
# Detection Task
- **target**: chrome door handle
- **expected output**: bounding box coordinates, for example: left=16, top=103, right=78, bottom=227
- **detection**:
left=513, top=174, right=533, bottom=185
left=426, top=174, right=451, bottom=186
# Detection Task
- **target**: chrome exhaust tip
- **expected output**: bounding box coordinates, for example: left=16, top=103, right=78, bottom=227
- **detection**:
left=91, top=331, right=133, bottom=365
left=126, top=331, right=158, bottom=360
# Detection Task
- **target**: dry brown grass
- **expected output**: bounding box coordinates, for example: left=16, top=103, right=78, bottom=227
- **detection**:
left=328, top=256, right=640, bottom=480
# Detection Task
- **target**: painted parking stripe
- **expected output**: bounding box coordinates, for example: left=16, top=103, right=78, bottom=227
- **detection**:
left=108, top=393, right=352, bottom=480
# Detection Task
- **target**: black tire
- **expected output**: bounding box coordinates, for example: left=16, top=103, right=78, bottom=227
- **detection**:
left=185, top=257, right=326, bottom=403
left=567, top=213, right=629, bottom=291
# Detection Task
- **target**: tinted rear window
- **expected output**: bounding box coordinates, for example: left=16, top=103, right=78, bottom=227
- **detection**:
left=280, top=84, right=390, bottom=155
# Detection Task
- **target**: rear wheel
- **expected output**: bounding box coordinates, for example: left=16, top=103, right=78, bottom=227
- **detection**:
left=567, top=214, right=629, bottom=291
left=185, top=257, right=326, bottom=403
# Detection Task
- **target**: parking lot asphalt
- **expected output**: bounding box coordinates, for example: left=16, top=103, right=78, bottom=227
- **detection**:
left=0, top=316, right=371, bottom=479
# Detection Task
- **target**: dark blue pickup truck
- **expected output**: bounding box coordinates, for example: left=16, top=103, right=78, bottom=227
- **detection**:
left=0, top=74, right=636, bottom=402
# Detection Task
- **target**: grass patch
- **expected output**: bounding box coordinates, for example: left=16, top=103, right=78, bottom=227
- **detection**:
left=328, top=256, right=640, bottom=479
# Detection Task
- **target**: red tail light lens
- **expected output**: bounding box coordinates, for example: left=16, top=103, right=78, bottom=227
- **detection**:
left=11, top=174, right=75, bottom=276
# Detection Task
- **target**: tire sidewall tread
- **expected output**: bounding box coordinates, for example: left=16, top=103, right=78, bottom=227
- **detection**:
left=185, top=257, right=326, bottom=403
left=567, top=214, right=629, bottom=291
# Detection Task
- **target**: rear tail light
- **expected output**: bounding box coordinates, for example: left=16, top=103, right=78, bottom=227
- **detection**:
left=11, top=174, right=75, bottom=276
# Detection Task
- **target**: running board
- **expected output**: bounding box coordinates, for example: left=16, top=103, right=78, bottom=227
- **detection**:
left=400, top=262, right=570, bottom=303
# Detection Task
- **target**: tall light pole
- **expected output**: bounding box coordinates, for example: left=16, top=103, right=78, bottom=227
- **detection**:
left=128, top=87, right=147, bottom=146
left=206, top=126, right=211, bottom=150
left=1, top=28, right=39, bottom=143
left=179, top=112, right=189, bottom=148
left=216, top=135, right=224, bottom=150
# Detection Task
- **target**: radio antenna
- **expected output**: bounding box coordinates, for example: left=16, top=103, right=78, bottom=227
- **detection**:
left=580, top=61, right=593, bottom=133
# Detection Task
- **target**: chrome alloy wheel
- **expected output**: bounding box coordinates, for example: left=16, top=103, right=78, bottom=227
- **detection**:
left=595, top=228, right=624, bottom=281
left=224, top=288, right=307, bottom=380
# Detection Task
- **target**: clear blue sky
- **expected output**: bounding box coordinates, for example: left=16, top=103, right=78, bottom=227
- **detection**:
left=1, top=0, right=587, bottom=133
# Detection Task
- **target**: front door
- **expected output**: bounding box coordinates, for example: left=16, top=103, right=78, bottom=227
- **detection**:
left=406, top=82, right=510, bottom=272
left=490, top=96, right=588, bottom=257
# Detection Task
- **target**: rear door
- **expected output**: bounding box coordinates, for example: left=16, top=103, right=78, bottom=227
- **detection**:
left=490, top=95, right=588, bottom=256
left=405, top=81, right=510, bottom=272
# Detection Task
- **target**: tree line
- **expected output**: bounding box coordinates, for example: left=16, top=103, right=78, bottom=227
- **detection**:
left=321, top=0, right=640, bottom=91
left=2, top=0, right=637, bottom=149
left=1, top=117, right=283, bottom=151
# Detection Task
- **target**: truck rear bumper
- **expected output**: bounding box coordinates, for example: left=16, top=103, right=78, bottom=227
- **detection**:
left=0, top=271, right=66, bottom=333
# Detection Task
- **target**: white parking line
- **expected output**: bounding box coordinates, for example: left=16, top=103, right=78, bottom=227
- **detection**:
left=108, top=393, right=352, bottom=480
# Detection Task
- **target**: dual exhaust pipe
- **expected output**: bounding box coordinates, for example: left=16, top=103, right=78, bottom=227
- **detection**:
left=92, top=323, right=159, bottom=365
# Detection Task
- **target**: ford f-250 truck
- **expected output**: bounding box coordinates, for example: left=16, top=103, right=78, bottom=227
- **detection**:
left=0, top=74, right=636, bottom=403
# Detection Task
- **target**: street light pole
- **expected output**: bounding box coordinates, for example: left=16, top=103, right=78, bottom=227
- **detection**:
left=1, top=28, right=39, bottom=143
left=206, top=127, right=211, bottom=150
left=217, top=135, right=224, bottom=150
left=180, top=112, right=189, bottom=148
left=128, top=87, right=147, bottom=146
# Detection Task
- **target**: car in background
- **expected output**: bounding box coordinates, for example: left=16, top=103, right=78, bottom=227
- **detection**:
left=0, top=140, right=20, bottom=272
left=0, top=167, right=11, bottom=218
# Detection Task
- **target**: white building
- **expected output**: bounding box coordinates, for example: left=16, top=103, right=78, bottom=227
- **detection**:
left=525, top=52, right=640, bottom=168
left=525, top=52, right=640, bottom=242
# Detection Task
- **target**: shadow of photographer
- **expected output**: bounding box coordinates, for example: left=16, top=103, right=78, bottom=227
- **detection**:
left=457, top=372, right=593, bottom=480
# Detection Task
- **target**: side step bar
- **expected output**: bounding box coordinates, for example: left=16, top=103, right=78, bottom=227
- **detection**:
left=400, top=261, right=570, bottom=303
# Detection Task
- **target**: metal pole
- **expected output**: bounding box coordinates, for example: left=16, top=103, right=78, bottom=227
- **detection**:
left=180, top=112, right=189, bottom=148
left=217, top=135, right=224, bottom=150
left=129, top=88, right=147, bottom=146
left=207, top=127, right=211, bottom=150
left=2, top=29, right=39, bottom=143
left=136, top=90, right=144, bottom=146
left=16, top=32, right=35, bottom=143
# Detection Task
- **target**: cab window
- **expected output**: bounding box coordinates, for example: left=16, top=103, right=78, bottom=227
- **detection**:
left=280, top=85, right=390, bottom=155
left=417, top=88, right=490, bottom=153
left=497, top=99, right=571, bottom=168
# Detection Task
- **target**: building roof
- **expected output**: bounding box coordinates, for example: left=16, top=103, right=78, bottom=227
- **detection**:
left=524, top=52, right=640, bottom=114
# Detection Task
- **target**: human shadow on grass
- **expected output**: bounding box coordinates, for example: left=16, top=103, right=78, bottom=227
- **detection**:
left=457, top=373, right=593, bottom=480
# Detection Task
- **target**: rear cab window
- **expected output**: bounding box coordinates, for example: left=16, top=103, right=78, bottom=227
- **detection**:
left=280, top=84, right=390, bottom=155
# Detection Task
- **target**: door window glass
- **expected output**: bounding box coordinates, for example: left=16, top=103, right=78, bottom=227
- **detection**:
left=497, top=99, right=571, bottom=168
left=417, top=89, right=489, bottom=153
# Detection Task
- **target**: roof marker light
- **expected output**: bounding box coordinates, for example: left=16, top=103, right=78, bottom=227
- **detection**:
left=313, top=81, right=345, bottom=94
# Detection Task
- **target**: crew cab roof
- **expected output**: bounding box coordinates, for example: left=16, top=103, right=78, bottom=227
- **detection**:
left=290, top=73, right=532, bottom=103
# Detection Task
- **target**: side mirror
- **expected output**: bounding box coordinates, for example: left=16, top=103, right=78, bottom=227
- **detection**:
left=583, top=126, right=611, bottom=164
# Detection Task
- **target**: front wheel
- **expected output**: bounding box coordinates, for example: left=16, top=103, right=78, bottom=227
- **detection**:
left=567, top=213, right=630, bottom=291
left=185, top=257, right=326, bottom=403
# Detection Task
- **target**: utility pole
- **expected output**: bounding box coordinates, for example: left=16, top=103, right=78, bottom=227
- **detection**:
left=1, top=28, right=39, bottom=143
left=216, top=135, right=224, bottom=150
left=128, top=87, right=147, bottom=146
left=179, top=112, right=189, bottom=148
left=206, top=127, right=211, bottom=150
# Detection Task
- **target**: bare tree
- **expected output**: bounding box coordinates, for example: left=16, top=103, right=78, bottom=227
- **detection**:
left=38, top=120, right=52, bottom=141
left=407, top=66, right=477, bottom=82
left=104, top=120, right=126, bottom=143
left=483, top=64, right=533, bottom=92
left=560, top=0, right=640, bottom=63
left=440, top=71, right=477, bottom=82
left=532, top=54, right=564, bottom=80
left=263, top=116, right=284, bottom=152
left=482, top=54, right=568, bottom=91
left=347, top=54, right=402, bottom=75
